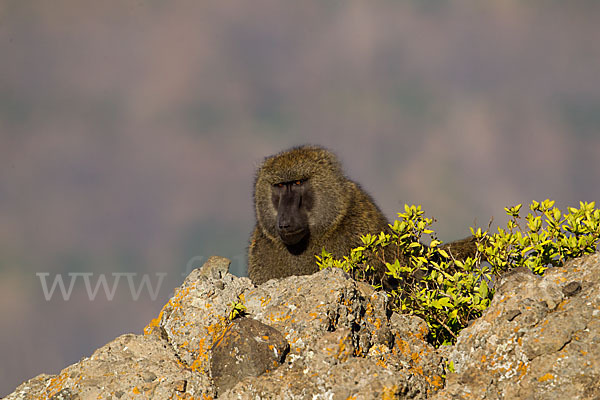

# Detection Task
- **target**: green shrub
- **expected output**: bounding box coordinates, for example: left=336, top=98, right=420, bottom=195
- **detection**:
left=317, top=200, right=600, bottom=347
left=228, top=296, right=247, bottom=320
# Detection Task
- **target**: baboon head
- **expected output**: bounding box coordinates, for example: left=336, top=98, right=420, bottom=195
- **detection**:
left=254, top=145, right=351, bottom=252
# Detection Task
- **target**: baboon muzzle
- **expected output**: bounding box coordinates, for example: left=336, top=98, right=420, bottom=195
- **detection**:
left=276, top=186, right=309, bottom=246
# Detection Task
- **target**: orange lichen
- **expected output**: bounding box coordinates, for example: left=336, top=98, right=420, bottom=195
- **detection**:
left=538, top=373, right=554, bottom=382
left=266, top=311, right=292, bottom=323
left=411, top=365, right=424, bottom=376
left=484, top=309, right=502, bottom=323
left=381, top=385, right=399, bottom=399
left=416, top=325, right=428, bottom=340
left=429, top=375, right=444, bottom=389
left=144, top=285, right=195, bottom=335
left=176, top=317, right=228, bottom=375
left=373, top=317, right=382, bottom=330
left=260, top=296, right=271, bottom=306
left=45, top=372, right=68, bottom=398
left=411, top=352, right=420, bottom=363
left=516, top=361, right=529, bottom=379
left=554, top=276, right=568, bottom=284
left=376, top=357, right=388, bottom=368
left=335, top=337, right=353, bottom=362
left=392, top=335, right=411, bottom=357
left=144, top=313, right=163, bottom=335
left=174, top=394, right=214, bottom=400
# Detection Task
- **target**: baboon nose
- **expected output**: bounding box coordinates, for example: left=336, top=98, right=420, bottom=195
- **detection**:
left=278, top=221, right=291, bottom=230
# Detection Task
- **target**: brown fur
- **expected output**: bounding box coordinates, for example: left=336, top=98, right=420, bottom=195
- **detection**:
left=248, top=145, right=389, bottom=285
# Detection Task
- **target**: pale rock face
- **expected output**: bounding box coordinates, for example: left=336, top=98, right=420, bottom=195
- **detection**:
left=5, top=253, right=600, bottom=400
left=433, top=253, right=600, bottom=400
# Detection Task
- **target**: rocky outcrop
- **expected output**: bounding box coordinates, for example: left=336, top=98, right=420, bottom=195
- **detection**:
left=432, top=253, right=600, bottom=400
left=5, top=253, right=600, bottom=399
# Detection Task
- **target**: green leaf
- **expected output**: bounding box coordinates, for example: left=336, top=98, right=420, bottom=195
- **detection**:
left=479, top=280, right=489, bottom=298
left=447, top=361, right=455, bottom=373
left=438, top=297, right=452, bottom=308
left=438, top=249, right=450, bottom=259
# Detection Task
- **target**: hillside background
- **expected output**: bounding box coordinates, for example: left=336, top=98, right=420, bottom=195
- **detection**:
left=1, top=1, right=600, bottom=395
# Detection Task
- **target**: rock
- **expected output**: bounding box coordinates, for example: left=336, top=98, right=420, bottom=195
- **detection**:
left=433, top=253, right=600, bottom=400
left=197, top=255, right=231, bottom=280
left=147, top=259, right=254, bottom=376
left=562, top=280, right=582, bottom=297
left=211, top=317, right=289, bottom=393
left=6, top=253, right=600, bottom=399
left=4, top=257, right=442, bottom=399
left=223, top=267, right=444, bottom=399
left=5, top=333, right=214, bottom=399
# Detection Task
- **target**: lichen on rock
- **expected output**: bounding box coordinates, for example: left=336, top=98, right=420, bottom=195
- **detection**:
left=6, top=252, right=600, bottom=399
left=433, top=253, right=600, bottom=400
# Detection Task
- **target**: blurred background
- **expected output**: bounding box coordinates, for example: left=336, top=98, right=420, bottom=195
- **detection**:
left=1, top=0, right=600, bottom=395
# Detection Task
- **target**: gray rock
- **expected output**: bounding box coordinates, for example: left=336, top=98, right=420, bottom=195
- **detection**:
left=198, top=255, right=231, bottom=280
left=153, top=259, right=254, bottom=375
left=433, top=253, right=600, bottom=400
left=6, top=253, right=600, bottom=399
left=211, top=316, right=289, bottom=393
left=4, top=333, right=214, bottom=399
left=223, top=267, right=444, bottom=399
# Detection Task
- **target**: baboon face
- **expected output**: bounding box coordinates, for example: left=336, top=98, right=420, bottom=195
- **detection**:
left=254, top=145, right=350, bottom=249
left=271, top=179, right=313, bottom=245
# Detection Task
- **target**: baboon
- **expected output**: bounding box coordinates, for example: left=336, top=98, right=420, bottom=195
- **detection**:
left=248, top=145, right=388, bottom=285
left=247, top=145, right=477, bottom=286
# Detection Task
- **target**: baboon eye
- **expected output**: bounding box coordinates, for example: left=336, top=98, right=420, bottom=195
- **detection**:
left=274, top=180, right=303, bottom=188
